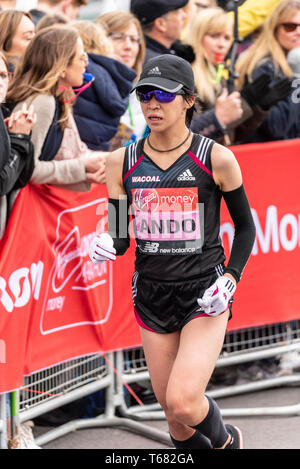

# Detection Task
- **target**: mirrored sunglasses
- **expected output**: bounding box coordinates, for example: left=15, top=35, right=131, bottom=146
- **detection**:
left=136, top=89, right=184, bottom=103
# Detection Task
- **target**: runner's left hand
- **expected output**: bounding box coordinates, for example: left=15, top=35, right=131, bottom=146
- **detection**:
left=197, top=275, right=236, bottom=317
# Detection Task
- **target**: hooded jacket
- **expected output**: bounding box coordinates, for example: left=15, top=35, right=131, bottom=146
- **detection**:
left=73, top=53, right=136, bottom=151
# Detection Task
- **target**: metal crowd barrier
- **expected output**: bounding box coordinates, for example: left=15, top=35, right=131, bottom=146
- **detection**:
left=1, top=319, right=299, bottom=448
left=18, top=352, right=171, bottom=448
left=117, top=319, right=300, bottom=420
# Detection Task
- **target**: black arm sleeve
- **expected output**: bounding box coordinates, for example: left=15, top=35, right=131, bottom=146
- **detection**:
left=222, top=184, right=256, bottom=283
left=108, top=197, right=130, bottom=256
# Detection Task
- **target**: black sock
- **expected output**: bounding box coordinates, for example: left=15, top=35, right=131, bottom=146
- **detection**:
left=170, top=430, right=212, bottom=449
left=190, top=396, right=228, bottom=448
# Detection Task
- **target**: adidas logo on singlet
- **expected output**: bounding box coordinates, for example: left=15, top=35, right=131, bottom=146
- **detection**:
left=148, top=66, right=161, bottom=75
left=177, top=169, right=196, bottom=181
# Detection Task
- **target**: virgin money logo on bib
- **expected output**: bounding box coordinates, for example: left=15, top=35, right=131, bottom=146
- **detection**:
left=133, top=188, right=159, bottom=212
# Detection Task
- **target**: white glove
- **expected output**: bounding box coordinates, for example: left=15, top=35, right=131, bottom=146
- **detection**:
left=89, top=233, right=116, bottom=264
left=197, top=275, right=236, bottom=317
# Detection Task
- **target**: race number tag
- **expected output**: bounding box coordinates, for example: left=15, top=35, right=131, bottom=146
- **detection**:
left=131, top=187, right=204, bottom=255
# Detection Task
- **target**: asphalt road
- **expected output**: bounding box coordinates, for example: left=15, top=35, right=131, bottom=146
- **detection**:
left=33, top=384, right=300, bottom=450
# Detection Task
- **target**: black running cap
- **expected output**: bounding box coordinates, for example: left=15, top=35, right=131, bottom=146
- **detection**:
left=131, top=54, right=194, bottom=93
left=131, top=0, right=189, bottom=24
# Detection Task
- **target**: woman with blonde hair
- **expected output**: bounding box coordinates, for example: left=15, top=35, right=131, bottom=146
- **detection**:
left=7, top=26, right=106, bottom=188
left=235, top=0, right=300, bottom=142
left=185, top=6, right=292, bottom=143
left=185, top=7, right=236, bottom=109
left=237, top=0, right=300, bottom=84
left=72, top=20, right=136, bottom=151
left=97, top=11, right=147, bottom=147
left=72, top=20, right=112, bottom=57
left=0, top=9, right=35, bottom=72
left=184, top=7, right=247, bottom=142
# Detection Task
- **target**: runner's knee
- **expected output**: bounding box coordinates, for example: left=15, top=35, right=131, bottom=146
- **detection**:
left=166, top=390, right=207, bottom=424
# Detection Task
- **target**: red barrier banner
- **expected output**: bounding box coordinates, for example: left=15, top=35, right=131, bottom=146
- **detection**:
left=0, top=139, right=300, bottom=393
left=0, top=183, right=139, bottom=393
left=223, top=139, right=300, bottom=331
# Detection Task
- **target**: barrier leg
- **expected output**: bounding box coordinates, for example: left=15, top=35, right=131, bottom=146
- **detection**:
left=27, top=352, right=171, bottom=448
left=10, top=391, right=20, bottom=440
left=35, top=415, right=171, bottom=447
left=0, top=393, right=8, bottom=449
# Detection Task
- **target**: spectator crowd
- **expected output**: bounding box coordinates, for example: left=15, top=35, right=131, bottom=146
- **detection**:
left=1, top=0, right=300, bottom=404
left=1, top=0, right=300, bottom=231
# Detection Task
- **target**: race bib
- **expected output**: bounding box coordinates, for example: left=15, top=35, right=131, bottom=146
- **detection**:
left=131, top=187, right=204, bottom=255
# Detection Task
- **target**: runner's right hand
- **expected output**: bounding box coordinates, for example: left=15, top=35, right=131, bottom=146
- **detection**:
left=89, top=233, right=116, bottom=264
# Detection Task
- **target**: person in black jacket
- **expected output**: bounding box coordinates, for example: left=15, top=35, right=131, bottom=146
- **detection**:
left=236, top=0, right=299, bottom=142
left=0, top=106, right=35, bottom=196
left=0, top=51, right=36, bottom=238
left=130, top=0, right=189, bottom=63
left=72, top=21, right=136, bottom=152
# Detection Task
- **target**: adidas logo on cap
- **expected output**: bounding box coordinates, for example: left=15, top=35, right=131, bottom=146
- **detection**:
left=148, top=66, right=161, bottom=75
left=177, top=169, right=196, bottom=181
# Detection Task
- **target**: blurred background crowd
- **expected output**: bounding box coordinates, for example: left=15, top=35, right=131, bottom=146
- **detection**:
left=1, top=0, right=300, bottom=217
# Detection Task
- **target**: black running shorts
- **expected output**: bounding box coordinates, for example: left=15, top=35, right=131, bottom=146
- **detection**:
left=132, top=265, right=232, bottom=334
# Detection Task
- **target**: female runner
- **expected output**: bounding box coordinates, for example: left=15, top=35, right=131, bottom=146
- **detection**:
left=90, top=54, right=256, bottom=449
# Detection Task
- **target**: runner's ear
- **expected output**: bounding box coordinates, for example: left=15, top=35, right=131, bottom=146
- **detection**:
left=185, top=95, right=195, bottom=109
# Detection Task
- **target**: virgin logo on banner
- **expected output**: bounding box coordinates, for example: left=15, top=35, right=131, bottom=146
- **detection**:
left=40, top=196, right=113, bottom=334
left=1, top=139, right=300, bottom=393
left=0, top=184, right=138, bottom=393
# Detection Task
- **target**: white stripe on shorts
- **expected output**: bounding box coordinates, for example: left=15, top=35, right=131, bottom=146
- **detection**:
left=132, top=271, right=139, bottom=301
left=215, top=264, right=224, bottom=277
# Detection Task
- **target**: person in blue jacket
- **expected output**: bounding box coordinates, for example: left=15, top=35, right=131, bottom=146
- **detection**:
left=72, top=21, right=137, bottom=151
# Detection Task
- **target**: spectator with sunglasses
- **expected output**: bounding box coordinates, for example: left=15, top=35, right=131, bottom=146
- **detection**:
left=89, top=54, right=256, bottom=450
left=236, top=0, right=300, bottom=142
left=184, top=6, right=293, bottom=144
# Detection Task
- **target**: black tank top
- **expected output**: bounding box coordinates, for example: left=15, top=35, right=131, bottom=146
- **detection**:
left=123, top=133, right=226, bottom=280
